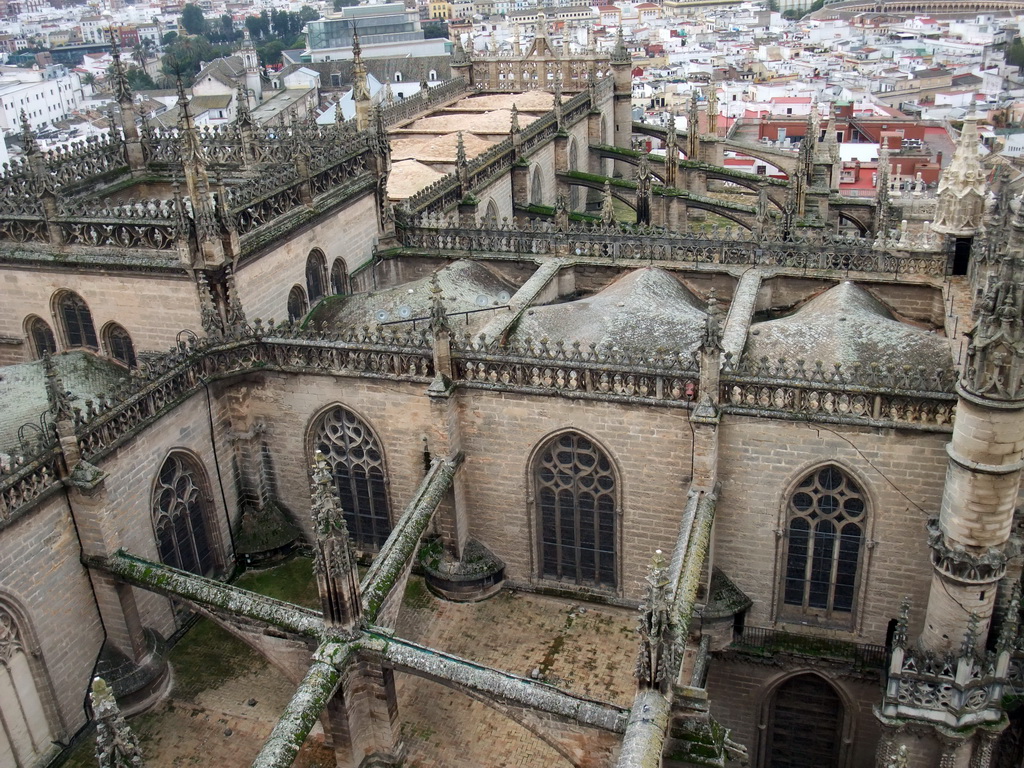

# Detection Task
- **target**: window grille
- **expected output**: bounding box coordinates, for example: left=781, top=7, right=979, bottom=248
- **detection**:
left=56, top=292, right=98, bottom=350
left=153, top=454, right=217, bottom=577
left=26, top=316, right=56, bottom=358
left=536, top=433, right=616, bottom=588
left=306, top=250, right=327, bottom=304
left=782, top=466, right=865, bottom=621
left=312, top=406, right=391, bottom=549
left=104, top=323, right=136, bottom=367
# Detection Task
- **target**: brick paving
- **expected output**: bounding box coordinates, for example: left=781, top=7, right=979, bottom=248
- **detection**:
left=64, top=575, right=638, bottom=768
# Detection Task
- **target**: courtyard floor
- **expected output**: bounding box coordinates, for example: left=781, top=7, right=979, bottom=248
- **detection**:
left=63, top=559, right=638, bottom=768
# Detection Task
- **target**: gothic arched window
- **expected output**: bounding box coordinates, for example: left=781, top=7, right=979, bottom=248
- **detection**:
left=0, top=606, right=57, bottom=766
left=55, top=291, right=98, bottom=350
left=152, top=453, right=218, bottom=577
left=103, top=323, right=136, bottom=368
left=781, top=466, right=866, bottom=623
left=534, top=432, right=617, bottom=589
left=312, top=406, right=391, bottom=549
left=306, top=250, right=328, bottom=305
left=25, top=316, right=55, bottom=359
left=287, top=285, right=308, bottom=323
left=330, top=258, right=349, bottom=296
left=530, top=167, right=543, bottom=206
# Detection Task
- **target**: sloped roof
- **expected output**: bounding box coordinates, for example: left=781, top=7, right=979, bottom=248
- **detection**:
left=0, top=351, right=128, bottom=456
left=509, top=268, right=707, bottom=357
left=307, top=260, right=518, bottom=333
left=744, top=282, right=951, bottom=371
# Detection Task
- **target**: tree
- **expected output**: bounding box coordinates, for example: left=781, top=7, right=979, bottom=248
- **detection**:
left=299, top=6, right=319, bottom=24
left=131, top=43, right=147, bottom=68
left=257, top=39, right=285, bottom=67
left=423, top=21, right=448, bottom=39
left=161, top=31, right=178, bottom=46
left=1007, top=37, right=1024, bottom=70
left=161, top=34, right=217, bottom=84
left=181, top=4, right=207, bottom=37
left=220, top=14, right=234, bottom=39
left=81, top=72, right=96, bottom=88
left=126, top=67, right=157, bottom=91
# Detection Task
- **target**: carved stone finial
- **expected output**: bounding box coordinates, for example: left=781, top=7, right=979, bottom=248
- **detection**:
left=600, top=180, right=615, bottom=225
left=635, top=549, right=673, bottom=690
left=611, top=27, right=630, bottom=65
left=510, top=103, right=520, bottom=134
left=235, top=81, right=253, bottom=127
left=92, top=677, right=145, bottom=768
left=309, top=451, right=361, bottom=630
left=886, top=745, right=909, bottom=768
left=429, top=272, right=450, bottom=335
left=43, top=352, right=74, bottom=423
left=108, top=27, right=133, bottom=108
left=997, top=580, right=1021, bottom=652
left=932, top=113, right=986, bottom=238
left=19, top=109, right=37, bottom=156
left=634, top=154, right=652, bottom=225
left=893, top=595, right=910, bottom=649
left=961, top=612, right=980, bottom=657
left=452, top=34, right=472, bottom=66
left=702, top=289, right=723, bottom=352
left=456, top=130, right=467, bottom=167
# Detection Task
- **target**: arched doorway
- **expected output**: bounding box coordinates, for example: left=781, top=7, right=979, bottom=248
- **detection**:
left=763, top=674, right=845, bottom=767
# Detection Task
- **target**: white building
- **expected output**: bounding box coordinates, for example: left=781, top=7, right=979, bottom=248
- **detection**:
left=0, top=64, right=84, bottom=136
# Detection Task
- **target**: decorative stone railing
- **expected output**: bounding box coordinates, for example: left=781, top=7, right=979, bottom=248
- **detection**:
left=44, top=133, right=128, bottom=189
left=398, top=219, right=950, bottom=278
left=722, top=355, right=957, bottom=428
left=379, top=77, right=469, bottom=128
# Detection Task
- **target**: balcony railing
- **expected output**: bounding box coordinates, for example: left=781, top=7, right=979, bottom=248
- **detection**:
left=731, top=625, right=888, bottom=670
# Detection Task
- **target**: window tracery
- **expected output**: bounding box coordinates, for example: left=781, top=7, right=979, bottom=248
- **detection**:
left=312, top=406, right=391, bottom=549
left=152, top=454, right=217, bottom=577
left=535, top=432, right=617, bottom=588
left=55, top=291, right=98, bottom=350
left=781, top=466, right=865, bottom=622
left=103, top=323, right=136, bottom=368
left=306, top=250, right=327, bottom=305
left=26, top=316, right=55, bottom=359
left=288, top=285, right=308, bottom=323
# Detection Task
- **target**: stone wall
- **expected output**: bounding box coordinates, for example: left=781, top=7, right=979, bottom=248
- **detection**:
left=235, top=193, right=380, bottom=324
left=0, top=265, right=201, bottom=361
left=705, top=656, right=885, bottom=768
left=714, top=414, right=948, bottom=643
left=0, top=493, right=104, bottom=740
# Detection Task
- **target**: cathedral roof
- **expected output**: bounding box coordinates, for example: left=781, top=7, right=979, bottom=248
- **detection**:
left=744, top=282, right=952, bottom=371
left=0, top=351, right=128, bottom=457
left=508, top=268, right=707, bottom=358
left=307, top=260, right=518, bottom=333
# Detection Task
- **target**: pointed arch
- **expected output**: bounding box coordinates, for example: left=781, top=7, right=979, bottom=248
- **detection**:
left=23, top=315, right=55, bottom=360
left=530, top=430, right=620, bottom=590
left=52, top=290, right=98, bottom=351
left=306, top=249, right=328, bottom=305
left=756, top=671, right=854, bottom=768
left=102, top=322, right=136, bottom=368
left=330, top=258, right=349, bottom=296
left=530, top=166, right=544, bottom=206
left=0, top=597, right=63, bottom=768
left=287, top=285, right=308, bottom=323
left=308, top=404, right=392, bottom=550
left=151, top=451, right=223, bottom=578
left=481, top=198, right=500, bottom=226
left=778, top=464, right=868, bottom=627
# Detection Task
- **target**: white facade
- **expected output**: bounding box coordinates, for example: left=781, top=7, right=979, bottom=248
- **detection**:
left=0, top=65, right=84, bottom=136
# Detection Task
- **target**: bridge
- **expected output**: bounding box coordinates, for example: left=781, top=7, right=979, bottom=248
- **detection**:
left=632, top=121, right=801, bottom=177
left=814, top=0, right=1024, bottom=15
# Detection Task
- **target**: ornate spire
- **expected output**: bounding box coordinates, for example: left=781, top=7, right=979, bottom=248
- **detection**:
left=611, top=27, right=630, bottom=65
left=687, top=89, right=700, bottom=160
left=92, top=677, right=145, bottom=768
left=601, top=180, right=616, bottom=225
left=452, top=35, right=472, bottom=66
left=635, top=153, right=652, bottom=225
left=429, top=272, right=450, bottom=335
left=108, top=27, right=133, bottom=108
left=310, top=451, right=361, bottom=631
left=19, top=109, right=37, bottom=156
left=455, top=130, right=467, bottom=168
left=703, top=288, right=723, bottom=352
left=892, top=595, right=910, bottom=650
left=705, top=85, right=718, bottom=136
left=235, top=81, right=253, bottom=128
left=824, top=101, right=840, bottom=165
left=43, top=351, right=74, bottom=423
left=932, top=114, right=987, bottom=237
left=635, top=550, right=674, bottom=690
left=351, top=30, right=371, bottom=104
left=510, top=103, right=520, bottom=134
left=961, top=244, right=1024, bottom=400
left=874, top=146, right=892, bottom=242
left=997, top=580, right=1021, bottom=652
